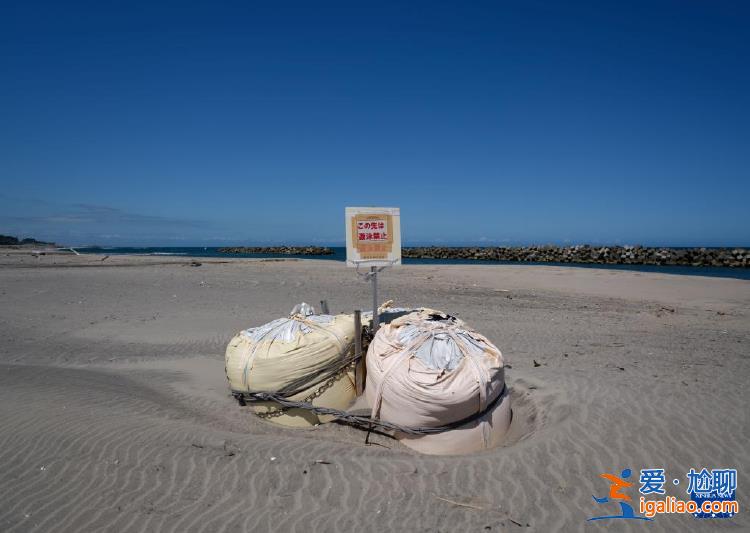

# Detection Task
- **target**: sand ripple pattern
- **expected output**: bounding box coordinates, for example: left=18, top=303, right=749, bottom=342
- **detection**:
left=1, top=357, right=746, bottom=533
left=1, top=259, right=748, bottom=531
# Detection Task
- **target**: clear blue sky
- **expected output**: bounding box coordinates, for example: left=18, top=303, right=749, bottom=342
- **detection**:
left=1, top=1, right=748, bottom=247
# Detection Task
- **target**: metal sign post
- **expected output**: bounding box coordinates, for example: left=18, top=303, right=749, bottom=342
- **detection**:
left=345, top=207, right=401, bottom=333
left=371, top=266, right=379, bottom=332
left=353, top=309, right=365, bottom=395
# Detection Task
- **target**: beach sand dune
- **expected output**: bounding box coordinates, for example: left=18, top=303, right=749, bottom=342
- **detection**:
left=0, top=254, right=747, bottom=532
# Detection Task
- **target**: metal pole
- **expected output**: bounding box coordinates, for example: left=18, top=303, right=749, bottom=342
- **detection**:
left=354, top=309, right=365, bottom=395
left=371, top=266, right=379, bottom=334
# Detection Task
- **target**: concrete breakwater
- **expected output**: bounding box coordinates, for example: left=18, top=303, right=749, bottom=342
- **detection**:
left=401, top=245, right=750, bottom=268
left=218, top=246, right=334, bottom=255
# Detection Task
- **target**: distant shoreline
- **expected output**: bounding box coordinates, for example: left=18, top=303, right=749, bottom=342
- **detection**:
left=402, top=245, right=749, bottom=268
left=57, top=245, right=750, bottom=273
left=206, top=244, right=748, bottom=268
left=3, top=246, right=748, bottom=280
left=218, top=246, right=334, bottom=255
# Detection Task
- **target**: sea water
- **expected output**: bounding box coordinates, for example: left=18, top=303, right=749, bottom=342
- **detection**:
left=76, top=246, right=750, bottom=281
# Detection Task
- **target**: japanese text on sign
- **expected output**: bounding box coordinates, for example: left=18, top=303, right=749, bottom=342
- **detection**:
left=345, top=207, right=401, bottom=267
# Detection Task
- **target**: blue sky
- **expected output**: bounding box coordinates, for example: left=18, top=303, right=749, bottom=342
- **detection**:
left=1, top=1, right=748, bottom=246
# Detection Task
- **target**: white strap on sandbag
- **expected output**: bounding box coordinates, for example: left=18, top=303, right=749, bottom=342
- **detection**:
left=370, top=330, right=434, bottom=419
left=369, top=310, right=501, bottom=446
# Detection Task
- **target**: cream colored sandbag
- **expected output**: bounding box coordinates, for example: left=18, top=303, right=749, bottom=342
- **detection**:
left=366, top=308, right=511, bottom=455
left=225, top=306, right=357, bottom=427
left=249, top=369, right=356, bottom=427
left=397, top=388, right=511, bottom=455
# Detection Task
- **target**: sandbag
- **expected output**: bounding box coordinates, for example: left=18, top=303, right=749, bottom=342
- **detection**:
left=225, top=303, right=357, bottom=427
left=366, top=308, right=511, bottom=455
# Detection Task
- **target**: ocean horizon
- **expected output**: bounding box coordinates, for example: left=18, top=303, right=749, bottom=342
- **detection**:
left=76, top=246, right=750, bottom=280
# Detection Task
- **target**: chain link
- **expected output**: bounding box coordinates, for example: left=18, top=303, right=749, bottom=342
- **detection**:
left=254, top=362, right=354, bottom=419
left=237, top=382, right=509, bottom=435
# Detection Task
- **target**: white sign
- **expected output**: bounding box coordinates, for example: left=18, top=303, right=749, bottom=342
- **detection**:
left=345, top=207, right=401, bottom=267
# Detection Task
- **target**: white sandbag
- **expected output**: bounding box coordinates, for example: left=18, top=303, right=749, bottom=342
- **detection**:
left=225, top=303, right=357, bottom=427
left=366, top=308, right=511, bottom=455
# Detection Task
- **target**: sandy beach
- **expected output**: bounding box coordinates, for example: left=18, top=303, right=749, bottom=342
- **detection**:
left=0, top=252, right=747, bottom=532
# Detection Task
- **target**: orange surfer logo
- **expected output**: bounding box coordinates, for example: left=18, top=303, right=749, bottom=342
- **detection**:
left=588, top=468, right=652, bottom=522
left=600, top=472, right=632, bottom=501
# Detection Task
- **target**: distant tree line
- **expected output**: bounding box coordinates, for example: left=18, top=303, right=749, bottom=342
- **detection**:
left=0, top=234, right=54, bottom=246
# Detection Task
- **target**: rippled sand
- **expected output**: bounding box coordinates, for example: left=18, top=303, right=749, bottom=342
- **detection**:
left=1, top=252, right=748, bottom=532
